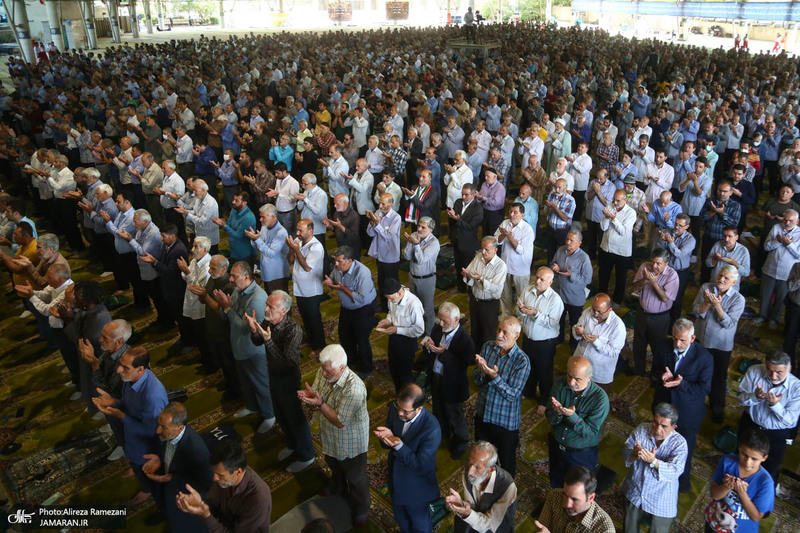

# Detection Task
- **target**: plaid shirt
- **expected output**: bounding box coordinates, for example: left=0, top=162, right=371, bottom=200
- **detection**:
left=596, top=143, right=619, bottom=172
left=546, top=378, right=609, bottom=449
left=622, top=423, right=688, bottom=518
left=546, top=192, right=576, bottom=230
left=487, top=157, right=509, bottom=182
left=703, top=197, right=741, bottom=241
left=387, top=146, right=408, bottom=176
left=538, top=488, right=615, bottom=533
left=312, top=366, right=369, bottom=460
left=474, top=342, right=530, bottom=430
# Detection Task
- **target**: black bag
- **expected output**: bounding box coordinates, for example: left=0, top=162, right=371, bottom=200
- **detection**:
left=167, top=388, right=188, bottom=403
left=202, top=424, right=243, bottom=453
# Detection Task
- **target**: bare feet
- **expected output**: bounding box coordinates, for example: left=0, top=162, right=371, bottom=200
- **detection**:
left=536, top=405, right=546, bottom=416
left=130, top=491, right=151, bottom=505
left=122, top=468, right=134, bottom=478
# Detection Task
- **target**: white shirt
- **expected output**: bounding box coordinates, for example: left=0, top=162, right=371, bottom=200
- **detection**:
left=445, top=164, right=474, bottom=208
left=550, top=170, right=574, bottom=193
left=292, top=237, right=324, bottom=297
left=573, top=307, right=627, bottom=384
left=465, top=254, right=507, bottom=300
left=48, top=166, right=76, bottom=198
left=494, top=219, right=534, bottom=276
left=186, top=194, right=220, bottom=245
left=182, top=253, right=211, bottom=319
left=644, top=162, right=675, bottom=203
left=600, top=204, right=636, bottom=257
left=568, top=153, right=593, bottom=191
left=275, top=175, right=300, bottom=213
left=387, top=288, right=425, bottom=338
left=518, top=286, right=564, bottom=341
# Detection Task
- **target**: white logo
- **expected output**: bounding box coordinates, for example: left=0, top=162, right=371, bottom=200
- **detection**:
left=7, top=509, right=34, bottom=524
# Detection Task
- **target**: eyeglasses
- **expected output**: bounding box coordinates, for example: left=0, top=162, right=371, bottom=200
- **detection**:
left=392, top=402, right=418, bottom=416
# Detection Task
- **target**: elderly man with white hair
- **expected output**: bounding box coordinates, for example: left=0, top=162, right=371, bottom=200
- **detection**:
left=115, top=208, right=166, bottom=318
left=246, top=204, right=290, bottom=294
left=443, top=150, right=474, bottom=208
left=246, top=289, right=315, bottom=473
left=178, top=236, right=212, bottom=354
left=175, top=179, right=220, bottom=254
left=297, top=344, right=370, bottom=527
left=692, top=264, right=746, bottom=424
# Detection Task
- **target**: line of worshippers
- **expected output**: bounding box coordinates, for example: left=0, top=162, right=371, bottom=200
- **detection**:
left=4, top=160, right=798, bottom=532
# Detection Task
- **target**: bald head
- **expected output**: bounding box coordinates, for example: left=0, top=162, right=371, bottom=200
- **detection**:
left=566, top=355, right=593, bottom=392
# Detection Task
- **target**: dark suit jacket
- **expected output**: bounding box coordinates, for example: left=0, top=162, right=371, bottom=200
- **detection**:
left=427, top=323, right=475, bottom=403
left=450, top=199, right=483, bottom=253
left=651, top=340, right=713, bottom=431
left=406, top=185, right=439, bottom=225
left=157, top=425, right=213, bottom=497
left=383, top=406, right=441, bottom=506
left=153, top=239, right=189, bottom=300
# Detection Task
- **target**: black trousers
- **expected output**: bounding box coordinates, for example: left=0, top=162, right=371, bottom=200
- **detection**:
left=431, top=380, right=469, bottom=453
left=483, top=209, right=504, bottom=238
left=271, top=367, right=315, bottom=461
left=475, top=418, right=520, bottom=478
left=522, top=336, right=558, bottom=404
left=94, top=233, right=116, bottom=273
left=116, top=252, right=145, bottom=306
left=559, top=304, right=584, bottom=350
left=548, top=433, right=598, bottom=488
left=296, top=295, right=326, bottom=351
left=141, top=277, right=168, bottom=319
left=376, top=260, right=400, bottom=312
left=677, top=424, right=699, bottom=491
left=784, top=299, right=800, bottom=377
left=708, top=348, right=733, bottom=418
left=454, top=247, right=477, bottom=292
left=739, top=412, right=794, bottom=485
left=469, top=295, right=499, bottom=352
left=765, top=159, right=781, bottom=195
left=209, top=333, right=239, bottom=392
left=324, top=453, right=370, bottom=516
left=700, top=234, right=716, bottom=284
left=670, top=269, right=691, bottom=326
left=55, top=199, right=85, bottom=251
left=585, top=220, right=601, bottom=259
left=339, top=300, right=377, bottom=373
left=165, top=207, right=188, bottom=246
left=598, top=249, right=631, bottom=305
left=54, top=328, right=79, bottom=386
left=573, top=192, right=586, bottom=223
left=387, top=334, right=418, bottom=392
left=632, top=307, right=671, bottom=375
left=544, top=226, right=569, bottom=264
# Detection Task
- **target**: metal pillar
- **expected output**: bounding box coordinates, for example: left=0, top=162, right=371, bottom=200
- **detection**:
left=545, top=0, right=552, bottom=22
left=130, top=0, right=140, bottom=38
left=45, top=0, right=65, bottom=52
left=81, top=0, right=98, bottom=49
left=219, top=0, right=225, bottom=28
left=143, top=0, right=153, bottom=33
left=4, top=0, right=35, bottom=63
left=108, top=0, right=121, bottom=42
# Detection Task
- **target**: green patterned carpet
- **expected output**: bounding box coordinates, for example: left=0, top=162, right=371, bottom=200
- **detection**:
left=1, top=213, right=799, bottom=533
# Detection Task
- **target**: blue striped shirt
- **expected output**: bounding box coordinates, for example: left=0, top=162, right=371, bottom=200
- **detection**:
left=546, top=192, right=575, bottom=230
left=622, top=423, right=688, bottom=519
left=474, top=342, right=530, bottom=431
